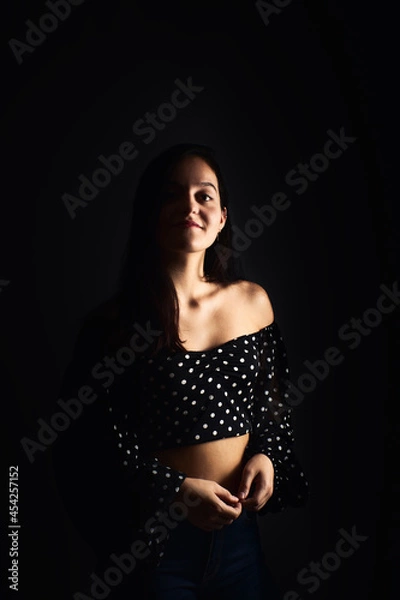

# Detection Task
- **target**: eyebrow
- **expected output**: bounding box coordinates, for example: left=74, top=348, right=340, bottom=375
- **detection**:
left=167, top=180, right=218, bottom=193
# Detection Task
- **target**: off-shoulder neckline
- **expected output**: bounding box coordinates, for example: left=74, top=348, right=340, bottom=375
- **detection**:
left=178, top=321, right=277, bottom=355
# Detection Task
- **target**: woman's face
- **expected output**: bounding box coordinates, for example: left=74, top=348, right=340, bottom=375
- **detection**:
left=156, top=155, right=227, bottom=253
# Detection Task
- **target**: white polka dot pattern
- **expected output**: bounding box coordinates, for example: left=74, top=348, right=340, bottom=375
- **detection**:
left=105, top=321, right=309, bottom=568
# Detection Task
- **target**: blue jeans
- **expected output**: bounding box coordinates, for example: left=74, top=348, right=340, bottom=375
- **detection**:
left=141, top=509, right=282, bottom=599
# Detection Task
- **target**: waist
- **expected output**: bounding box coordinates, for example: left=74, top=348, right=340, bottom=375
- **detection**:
left=151, top=432, right=250, bottom=495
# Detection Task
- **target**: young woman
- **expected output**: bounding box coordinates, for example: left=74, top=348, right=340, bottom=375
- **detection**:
left=53, top=143, right=309, bottom=599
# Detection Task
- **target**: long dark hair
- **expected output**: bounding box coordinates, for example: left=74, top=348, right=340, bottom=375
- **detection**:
left=116, top=143, right=246, bottom=353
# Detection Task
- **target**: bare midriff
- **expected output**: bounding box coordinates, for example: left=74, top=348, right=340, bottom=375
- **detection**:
left=151, top=432, right=250, bottom=495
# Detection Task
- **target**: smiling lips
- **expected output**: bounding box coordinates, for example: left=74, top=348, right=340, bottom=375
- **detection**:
left=179, top=220, right=203, bottom=229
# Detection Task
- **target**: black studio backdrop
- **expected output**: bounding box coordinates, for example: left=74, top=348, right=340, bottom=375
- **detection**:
left=1, top=1, right=398, bottom=599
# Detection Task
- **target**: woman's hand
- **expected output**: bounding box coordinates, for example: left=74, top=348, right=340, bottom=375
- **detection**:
left=236, top=453, right=274, bottom=512
left=175, top=477, right=243, bottom=531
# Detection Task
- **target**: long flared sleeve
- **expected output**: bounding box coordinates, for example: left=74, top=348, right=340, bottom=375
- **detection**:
left=53, top=311, right=189, bottom=571
left=244, top=322, right=309, bottom=515
left=103, top=359, right=189, bottom=568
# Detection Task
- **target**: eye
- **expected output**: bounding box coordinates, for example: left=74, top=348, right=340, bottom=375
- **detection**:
left=199, top=193, right=213, bottom=202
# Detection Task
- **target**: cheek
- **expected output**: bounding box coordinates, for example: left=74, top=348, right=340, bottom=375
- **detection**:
left=210, top=208, right=224, bottom=223
left=158, top=203, right=175, bottom=223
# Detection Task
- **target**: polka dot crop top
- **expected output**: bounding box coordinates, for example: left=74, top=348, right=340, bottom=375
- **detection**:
left=136, top=323, right=285, bottom=453
left=104, top=320, right=309, bottom=569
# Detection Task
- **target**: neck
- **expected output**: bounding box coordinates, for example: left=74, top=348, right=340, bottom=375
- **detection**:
left=160, top=250, right=209, bottom=306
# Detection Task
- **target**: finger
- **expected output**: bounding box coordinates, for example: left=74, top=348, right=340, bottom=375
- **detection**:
left=214, top=515, right=235, bottom=528
left=239, top=479, right=273, bottom=509
left=214, top=503, right=242, bottom=521
left=239, top=496, right=259, bottom=510
left=237, top=469, right=255, bottom=501
left=244, top=488, right=274, bottom=511
left=214, top=484, right=240, bottom=505
left=259, top=477, right=274, bottom=502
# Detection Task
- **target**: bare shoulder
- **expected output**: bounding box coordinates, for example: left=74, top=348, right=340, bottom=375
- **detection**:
left=226, top=280, right=275, bottom=328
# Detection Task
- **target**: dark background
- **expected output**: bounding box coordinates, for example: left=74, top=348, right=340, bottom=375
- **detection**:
left=1, top=0, right=398, bottom=598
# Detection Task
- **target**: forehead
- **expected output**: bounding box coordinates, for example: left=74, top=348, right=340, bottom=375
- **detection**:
left=167, top=155, right=218, bottom=185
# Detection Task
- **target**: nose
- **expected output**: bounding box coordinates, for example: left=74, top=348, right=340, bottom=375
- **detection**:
left=180, top=189, right=199, bottom=214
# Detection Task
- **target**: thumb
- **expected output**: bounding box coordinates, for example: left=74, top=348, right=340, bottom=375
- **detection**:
left=237, top=470, right=253, bottom=500
left=215, top=484, right=240, bottom=505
